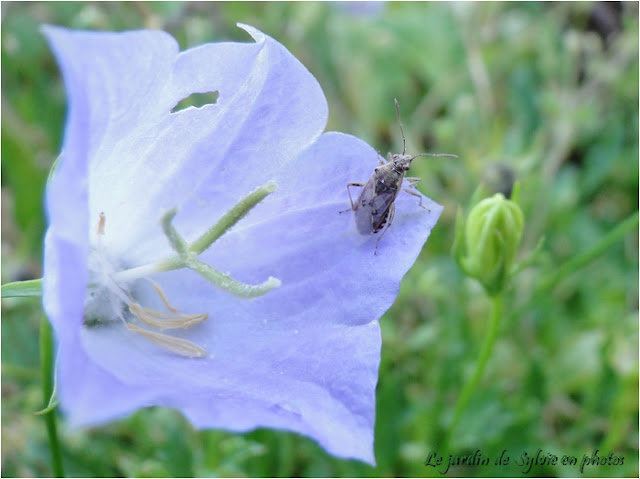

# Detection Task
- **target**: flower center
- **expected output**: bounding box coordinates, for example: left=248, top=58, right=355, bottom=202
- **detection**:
left=83, top=181, right=281, bottom=358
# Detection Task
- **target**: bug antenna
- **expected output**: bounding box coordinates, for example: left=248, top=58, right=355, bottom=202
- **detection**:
left=411, top=152, right=458, bottom=160
left=394, top=98, right=406, bottom=155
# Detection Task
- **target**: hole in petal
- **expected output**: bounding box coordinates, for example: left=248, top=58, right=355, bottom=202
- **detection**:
left=171, top=90, right=219, bottom=113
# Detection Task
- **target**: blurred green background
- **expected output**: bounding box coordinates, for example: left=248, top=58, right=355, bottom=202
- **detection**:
left=1, top=2, right=638, bottom=477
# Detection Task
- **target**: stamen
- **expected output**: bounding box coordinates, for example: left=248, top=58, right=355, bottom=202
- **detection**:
left=97, top=212, right=106, bottom=235
left=146, top=278, right=178, bottom=312
left=125, top=323, right=207, bottom=358
left=129, top=303, right=208, bottom=330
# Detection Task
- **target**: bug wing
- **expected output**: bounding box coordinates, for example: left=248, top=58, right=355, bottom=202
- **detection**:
left=354, top=179, right=398, bottom=235
left=353, top=180, right=378, bottom=235
left=369, top=187, right=395, bottom=233
left=370, top=177, right=402, bottom=232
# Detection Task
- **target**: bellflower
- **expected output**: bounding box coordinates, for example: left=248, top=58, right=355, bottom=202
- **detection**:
left=42, top=24, right=443, bottom=464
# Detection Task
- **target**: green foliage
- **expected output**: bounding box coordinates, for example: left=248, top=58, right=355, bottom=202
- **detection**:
left=2, top=2, right=637, bottom=477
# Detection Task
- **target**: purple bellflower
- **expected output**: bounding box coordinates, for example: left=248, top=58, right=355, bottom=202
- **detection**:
left=42, top=24, right=443, bottom=464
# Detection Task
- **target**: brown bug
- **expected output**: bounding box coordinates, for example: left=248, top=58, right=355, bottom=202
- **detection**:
left=344, top=99, right=456, bottom=255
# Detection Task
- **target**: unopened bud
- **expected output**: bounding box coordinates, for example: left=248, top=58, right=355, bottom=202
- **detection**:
left=454, top=193, right=524, bottom=296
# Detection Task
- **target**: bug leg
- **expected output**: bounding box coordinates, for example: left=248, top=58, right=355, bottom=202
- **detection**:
left=340, top=182, right=366, bottom=213
left=377, top=152, right=387, bottom=165
left=401, top=187, right=429, bottom=210
left=374, top=202, right=395, bottom=255
left=405, top=176, right=422, bottom=187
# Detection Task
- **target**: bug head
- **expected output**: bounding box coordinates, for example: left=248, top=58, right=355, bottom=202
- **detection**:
left=390, top=152, right=415, bottom=171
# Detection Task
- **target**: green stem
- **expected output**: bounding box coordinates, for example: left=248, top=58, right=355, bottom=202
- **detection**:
left=600, top=367, right=637, bottom=452
left=537, top=210, right=638, bottom=293
left=446, top=294, right=503, bottom=448
left=508, top=211, right=639, bottom=324
left=39, top=316, right=64, bottom=477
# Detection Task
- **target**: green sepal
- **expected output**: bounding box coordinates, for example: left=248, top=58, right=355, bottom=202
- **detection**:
left=1, top=278, right=43, bottom=298
left=34, top=396, right=59, bottom=416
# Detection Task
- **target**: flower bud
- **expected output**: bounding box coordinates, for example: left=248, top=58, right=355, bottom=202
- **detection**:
left=453, top=193, right=524, bottom=296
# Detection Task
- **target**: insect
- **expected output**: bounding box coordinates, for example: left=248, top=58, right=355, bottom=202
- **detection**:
left=343, top=99, right=456, bottom=255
